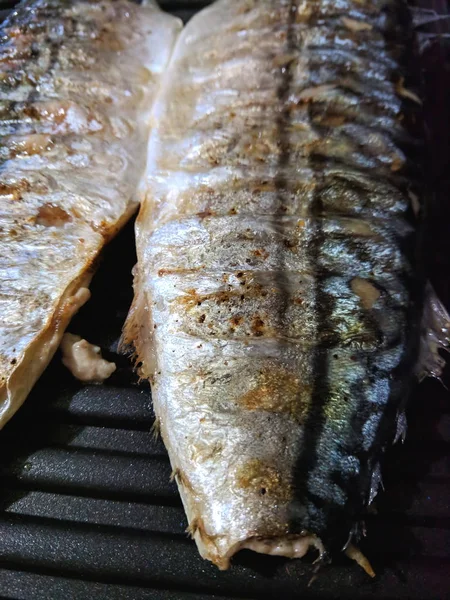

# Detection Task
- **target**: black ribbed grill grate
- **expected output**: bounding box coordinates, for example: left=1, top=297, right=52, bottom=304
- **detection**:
left=0, top=1, right=449, bottom=598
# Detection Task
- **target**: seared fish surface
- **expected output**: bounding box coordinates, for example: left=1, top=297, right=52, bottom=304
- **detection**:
left=0, top=0, right=180, bottom=427
left=124, top=0, right=450, bottom=569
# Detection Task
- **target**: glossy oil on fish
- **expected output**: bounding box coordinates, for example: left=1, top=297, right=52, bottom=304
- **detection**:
left=124, top=0, right=450, bottom=571
left=0, top=0, right=181, bottom=427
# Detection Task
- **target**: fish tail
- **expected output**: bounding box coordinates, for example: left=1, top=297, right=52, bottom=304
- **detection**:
left=151, top=417, right=160, bottom=441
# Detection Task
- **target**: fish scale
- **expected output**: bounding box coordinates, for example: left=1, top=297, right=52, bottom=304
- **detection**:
left=123, top=0, right=446, bottom=570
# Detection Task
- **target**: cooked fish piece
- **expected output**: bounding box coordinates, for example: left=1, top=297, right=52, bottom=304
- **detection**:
left=124, top=0, right=450, bottom=570
left=61, top=333, right=116, bottom=383
left=0, top=0, right=181, bottom=428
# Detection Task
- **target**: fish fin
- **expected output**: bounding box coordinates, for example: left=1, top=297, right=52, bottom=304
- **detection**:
left=361, top=521, right=368, bottom=538
left=307, top=569, right=320, bottom=588
left=170, top=467, right=195, bottom=494
left=345, top=544, right=376, bottom=578
left=119, top=274, right=141, bottom=357
left=342, top=523, right=361, bottom=552
left=409, top=6, right=450, bottom=28
left=151, top=417, right=160, bottom=441
left=368, top=462, right=383, bottom=506
left=308, top=551, right=331, bottom=587
left=409, top=8, right=450, bottom=54
left=120, top=268, right=155, bottom=380
left=416, top=283, right=450, bottom=382
left=186, top=517, right=201, bottom=539
left=416, top=32, right=450, bottom=55
left=394, top=411, right=407, bottom=444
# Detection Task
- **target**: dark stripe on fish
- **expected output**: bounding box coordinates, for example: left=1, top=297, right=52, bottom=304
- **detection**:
left=272, top=0, right=295, bottom=333
left=271, top=3, right=331, bottom=540
left=291, top=1, right=422, bottom=552
left=278, top=0, right=340, bottom=548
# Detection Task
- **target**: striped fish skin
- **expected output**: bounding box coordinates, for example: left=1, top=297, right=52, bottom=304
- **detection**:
left=0, top=0, right=181, bottom=428
left=125, top=0, right=426, bottom=568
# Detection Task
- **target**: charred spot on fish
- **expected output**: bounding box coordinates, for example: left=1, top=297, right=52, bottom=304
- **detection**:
left=36, top=203, right=72, bottom=226
left=22, top=103, right=44, bottom=121
left=91, top=219, right=112, bottom=239
left=235, top=459, right=290, bottom=501
left=198, top=314, right=206, bottom=324
left=197, top=210, right=214, bottom=219
left=239, top=368, right=310, bottom=422
left=252, top=248, right=270, bottom=259
left=6, top=134, right=54, bottom=157
left=0, top=179, right=31, bottom=200
left=251, top=316, right=265, bottom=336
left=283, top=238, right=296, bottom=251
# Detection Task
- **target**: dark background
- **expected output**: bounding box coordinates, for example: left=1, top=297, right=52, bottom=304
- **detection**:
left=0, top=1, right=449, bottom=598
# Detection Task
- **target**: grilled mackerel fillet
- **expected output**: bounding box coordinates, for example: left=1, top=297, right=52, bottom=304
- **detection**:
left=0, top=0, right=181, bottom=428
left=124, top=0, right=450, bottom=569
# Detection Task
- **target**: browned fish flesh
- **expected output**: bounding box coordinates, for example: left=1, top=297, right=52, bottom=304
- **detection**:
left=0, top=0, right=181, bottom=428
left=124, top=0, right=450, bottom=571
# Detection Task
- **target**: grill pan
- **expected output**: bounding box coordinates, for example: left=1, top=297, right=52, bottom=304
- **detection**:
left=0, top=1, right=449, bottom=598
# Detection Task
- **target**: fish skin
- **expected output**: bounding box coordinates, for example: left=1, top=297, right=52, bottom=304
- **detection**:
left=0, top=0, right=181, bottom=428
left=124, top=0, right=434, bottom=567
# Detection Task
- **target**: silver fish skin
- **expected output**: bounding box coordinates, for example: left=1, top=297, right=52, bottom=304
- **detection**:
left=124, top=0, right=449, bottom=569
left=0, top=0, right=181, bottom=428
